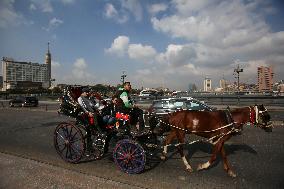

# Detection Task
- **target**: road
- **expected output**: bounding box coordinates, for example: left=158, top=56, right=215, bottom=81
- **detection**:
left=0, top=106, right=284, bottom=188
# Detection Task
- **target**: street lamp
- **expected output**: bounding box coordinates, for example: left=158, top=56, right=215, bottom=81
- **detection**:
left=3, top=80, right=8, bottom=99
left=234, top=64, right=243, bottom=93
left=120, top=71, right=127, bottom=85
left=50, top=78, right=56, bottom=86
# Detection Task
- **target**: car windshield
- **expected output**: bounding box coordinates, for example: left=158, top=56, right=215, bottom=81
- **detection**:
left=169, top=100, right=186, bottom=109
left=15, top=96, right=24, bottom=100
left=152, top=100, right=168, bottom=108
left=26, top=97, right=36, bottom=100
left=152, top=98, right=212, bottom=111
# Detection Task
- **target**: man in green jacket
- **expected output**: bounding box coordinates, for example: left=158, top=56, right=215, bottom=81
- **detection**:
left=118, top=82, right=148, bottom=135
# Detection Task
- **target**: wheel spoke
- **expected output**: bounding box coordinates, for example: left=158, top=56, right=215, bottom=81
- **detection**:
left=62, top=126, right=68, bottom=138
left=69, top=126, right=73, bottom=138
left=65, top=145, right=70, bottom=159
left=59, top=144, right=67, bottom=153
left=69, top=136, right=81, bottom=144
left=70, top=131, right=79, bottom=141
left=70, top=143, right=83, bottom=155
left=56, top=131, right=66, bottom=140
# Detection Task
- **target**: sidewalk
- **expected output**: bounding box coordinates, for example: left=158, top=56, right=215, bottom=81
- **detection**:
left=0, top=152, right=144, bottom=189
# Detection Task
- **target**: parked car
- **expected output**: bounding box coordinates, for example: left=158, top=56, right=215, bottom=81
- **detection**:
left=9, top=96, right=39, bottom=107
left=148, top=97, right=216, bottom=117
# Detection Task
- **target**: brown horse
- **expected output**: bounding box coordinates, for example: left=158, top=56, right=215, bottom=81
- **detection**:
left=160, top=105, right=271, bottom=177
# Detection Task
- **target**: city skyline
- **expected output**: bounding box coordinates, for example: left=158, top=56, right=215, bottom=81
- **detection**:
left=0, top=0, right=284, bottom=90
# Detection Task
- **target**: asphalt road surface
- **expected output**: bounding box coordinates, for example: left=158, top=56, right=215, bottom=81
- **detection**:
left=0, top=107, right=284, bottom=189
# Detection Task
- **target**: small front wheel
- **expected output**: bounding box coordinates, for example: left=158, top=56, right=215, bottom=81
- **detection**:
left=113, top=139, right=146, bottom=174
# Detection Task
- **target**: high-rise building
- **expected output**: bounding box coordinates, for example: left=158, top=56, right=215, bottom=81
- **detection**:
left=2, top=45, right=51, bottom=91
left=257, top=66, right=274, bottom=92
left=203, top=77, right=212, bottom=92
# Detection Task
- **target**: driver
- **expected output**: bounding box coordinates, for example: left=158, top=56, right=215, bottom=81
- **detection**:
left=117, top=82, right=149, bottom=135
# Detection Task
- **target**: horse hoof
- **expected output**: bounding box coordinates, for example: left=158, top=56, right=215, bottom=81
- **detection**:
left=228, top=170, right=237, bottom=178
left=186, top=168, right=193, bottom=173
left=196, top=164, right=203, bottom=171
left=160, top=155, right=166, bottom=161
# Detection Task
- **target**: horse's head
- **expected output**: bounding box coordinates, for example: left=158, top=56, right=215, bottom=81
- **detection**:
left=254, top=104, right=272, bottom=132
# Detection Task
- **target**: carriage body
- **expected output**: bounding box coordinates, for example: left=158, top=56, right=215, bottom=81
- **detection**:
left=54, top=86, right=158, bottom=174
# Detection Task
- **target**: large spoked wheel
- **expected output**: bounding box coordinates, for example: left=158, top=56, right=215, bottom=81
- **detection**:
left=113, top=139, right=146, bottom=174
left=54, top=122, right=85, bottom=163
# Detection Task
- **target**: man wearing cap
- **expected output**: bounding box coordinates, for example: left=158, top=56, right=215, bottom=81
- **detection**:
left=78, top=88, right=96, bottom=117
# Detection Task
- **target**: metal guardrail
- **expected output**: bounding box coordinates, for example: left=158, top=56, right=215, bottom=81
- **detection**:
left=133, top=95, right=284, bottom=107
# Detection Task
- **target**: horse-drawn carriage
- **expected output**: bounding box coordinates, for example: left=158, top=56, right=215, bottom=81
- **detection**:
left=54, top=86, right=273, bottom=177
left=54, top=86, right=161, bottom=174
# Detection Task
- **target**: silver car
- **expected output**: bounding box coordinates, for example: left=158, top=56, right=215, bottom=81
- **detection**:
left=148, top=97, right=215, bottom=117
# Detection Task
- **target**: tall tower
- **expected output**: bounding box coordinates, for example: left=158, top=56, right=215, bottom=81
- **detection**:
left=45, top=42, right=51, bottom=87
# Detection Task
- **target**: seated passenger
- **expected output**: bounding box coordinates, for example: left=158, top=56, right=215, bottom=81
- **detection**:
left=101, top=97, right=119, bottom=126
left=77, top=87, right=98, bottom=126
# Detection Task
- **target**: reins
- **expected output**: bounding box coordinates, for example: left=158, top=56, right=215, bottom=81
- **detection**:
left=146, top=111, right=240, bottom=146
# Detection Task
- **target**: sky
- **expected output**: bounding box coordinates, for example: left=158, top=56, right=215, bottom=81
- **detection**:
left=0, top=0, right=284, bottom=91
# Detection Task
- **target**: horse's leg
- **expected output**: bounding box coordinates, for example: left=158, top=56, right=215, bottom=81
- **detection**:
left=176, top=131, right=193, bottom=172
left=160, top=131, right=176, bottom=160
left=221, top=145, right=237, bottom=177
left=197, top=139, right=223, bottom=171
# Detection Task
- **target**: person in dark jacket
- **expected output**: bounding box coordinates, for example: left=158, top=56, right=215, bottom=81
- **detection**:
left=101, top=96, right=118, bottom=125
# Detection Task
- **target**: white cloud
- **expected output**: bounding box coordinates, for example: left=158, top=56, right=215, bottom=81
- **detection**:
left=104, top=3, right=128, bottom=23
left=69, top=58, right=95, bottom=84
left=0, top=0, right=27, bottom=28
left=51, top=60, right=60, bottom=68
left=156, top=44, right=196, bottom=67
left=137, top=69, right=152, bottom=75
left=60, top=0, right=75, bottom=4
left=105, top=35, right=130, bottom=56
left=30, top=0, right=53, bottom=13
left=128, top=44, right=157, bottom=62
left=151, top=0, right=269, bottom=48
left=50, top=18, right=63, bottom=27
left=106, top=36, right=157, bottom=63
left=74, top=58, right=87, bottom=69
left=105, top=3, right=118, bottom=18
left=29, top=3, right=36, bottom=11
left=121, top=0, right=143, bottom=21
left=172, top=0, right=213, bottom=15
left=103, top=0, right=142, bottom=23
left=147, top=3, right=168, bottom=15
left=43, top=17, right=63, bottom=31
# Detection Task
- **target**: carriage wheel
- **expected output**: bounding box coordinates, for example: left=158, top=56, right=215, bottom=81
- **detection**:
left=54, top=122, right=85, bottom=163
left=113, top=139, right=146, bottom=174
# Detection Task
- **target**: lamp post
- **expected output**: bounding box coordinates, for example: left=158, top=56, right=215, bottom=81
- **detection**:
left=234, top=64, right=243, bottom=93
left=50, top=78, right=56, bottom=96
left=234, top=64, right=243, bottom=105
left=50, top=78, right=56, bottom=86
left=3, top=80, right=8, bottom=99
left=120, top=71, right=127, bottom=85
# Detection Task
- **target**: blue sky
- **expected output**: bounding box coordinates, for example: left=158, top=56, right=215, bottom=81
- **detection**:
left=0, top=0, right=284, bottom=90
